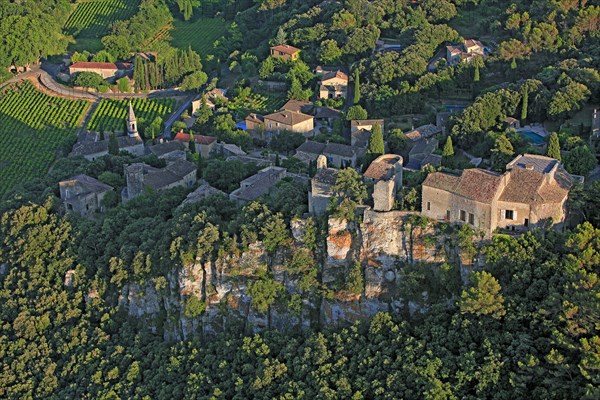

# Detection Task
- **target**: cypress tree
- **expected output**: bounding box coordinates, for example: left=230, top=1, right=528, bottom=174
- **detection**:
left=442, top=136, right=455, bottom=168
left=366, top=124, right=384, bottom=164
left=474, top=64, right=480, bottom=82
left=547, top=132, right=561, bottom=160
left=353, top=71, right=360, bottom=104
left=108, top=133, right=119, bottom=155
left=196, top=153, right=203, bottom=179
left=188, top=132, right=196, bottom=154
left=521, top=89, right=528, bottom=122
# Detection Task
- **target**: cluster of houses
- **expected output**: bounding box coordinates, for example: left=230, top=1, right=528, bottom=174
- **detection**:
left=59, top=38, right=581, bottom=239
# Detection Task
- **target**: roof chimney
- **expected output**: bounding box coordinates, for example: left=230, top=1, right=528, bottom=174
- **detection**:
left=525, top=164, right=534, bottom=170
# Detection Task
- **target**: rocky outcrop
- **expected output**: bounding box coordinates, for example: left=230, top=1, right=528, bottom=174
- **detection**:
left=117, top=208, right=474, bottom=340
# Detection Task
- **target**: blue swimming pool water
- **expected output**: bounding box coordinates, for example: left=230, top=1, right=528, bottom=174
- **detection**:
left=519, top=130, right=545, bottom=145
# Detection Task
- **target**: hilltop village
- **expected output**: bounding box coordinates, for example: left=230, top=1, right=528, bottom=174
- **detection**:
left=1, top=1, right=600, bottom=399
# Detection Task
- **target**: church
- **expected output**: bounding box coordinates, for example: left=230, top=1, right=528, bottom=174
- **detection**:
left=70, top=101, right=145, bottom=161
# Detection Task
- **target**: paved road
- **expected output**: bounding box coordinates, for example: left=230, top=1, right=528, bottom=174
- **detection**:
left=163, top=95, right=196, bottom=139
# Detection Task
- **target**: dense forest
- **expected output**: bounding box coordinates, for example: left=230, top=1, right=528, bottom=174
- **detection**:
left=1, top=0, right=600, bottom=399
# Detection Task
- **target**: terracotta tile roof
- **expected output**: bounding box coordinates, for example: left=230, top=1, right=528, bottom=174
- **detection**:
left=322, top=70, right=349, bottom=82
left=141, top=160, right=196, bottom=190
left=174, top=132, right=216, bottom=145
left=271, top=44, right=300, bottom=55
left=281, top=99, right=313, bottom=114
left=500, top=167, right=571, bottom=204
left=405, top=124, right=441, bottom=141
left=70, top=62, right=119, bottom=70
left=423, top=171, right=460, bottom=192
left=424, top=169, right=503, bottom=203
left=364, top=155, right=401, bottom=181
left=246, top=113, right=264, bottom=124
left=507, top=154, right=558, bottom=174
left=264, top=110, right=313, bottom=126
left=456, top=169, right=503, bottom=203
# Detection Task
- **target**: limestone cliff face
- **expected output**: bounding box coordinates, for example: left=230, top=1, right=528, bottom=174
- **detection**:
left=118, top=209, right=474, bottom=339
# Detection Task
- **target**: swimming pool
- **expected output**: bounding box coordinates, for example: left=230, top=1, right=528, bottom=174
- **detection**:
left=519, top=130, right=545, bottom=145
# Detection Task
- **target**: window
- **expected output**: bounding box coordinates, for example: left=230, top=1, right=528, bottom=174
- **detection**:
left=469, top=213, right=474, bottom=225
left=460, top=210, right=466, bottom=221
left=505, top=210, right=514, bottom=220
left=446, top=210, right=451, bottom=220
left=427, top=202, right=431, bottom=211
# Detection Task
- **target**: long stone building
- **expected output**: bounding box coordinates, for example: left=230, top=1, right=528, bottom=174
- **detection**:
left=421, top=154, right=576, bottom=237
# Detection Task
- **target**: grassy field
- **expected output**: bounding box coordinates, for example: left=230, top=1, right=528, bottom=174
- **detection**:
left=87, top=98, right=176, bottom=133
left=64, top=0, right=140, bottom=52
left=0, top=81, right=89, bottom=195
left=170, top=17, right=229, bottom=57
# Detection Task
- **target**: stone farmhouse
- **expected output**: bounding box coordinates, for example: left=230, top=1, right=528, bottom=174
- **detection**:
left=263, top=109, right=314, bottom=135
left=446, top=39, right=485, bottom=66
left=421, top=154, right=576, bottom=238
left=406, top=138, right=441, bottom=170
left=69, top=61, right=131, bottom=80
left=229, top=166, right=286, bottom=204
left=70, top=102, right=144, bottom=160
left=148, top=140, right=187, bottom=163
left=295, top=140, right=363, bottom=168
left=318, top=69, right=349, bottom=100
left=405, top=124, right=441, bottom=142
left=363, top=155, right=403, bottom=212
left=270, top=44, right=301, bottom=61
left=191, top=88, right=228, bottom=114
left=173, top=131, right=217, bottom=158
left=245, top=113, right=265, bottom=131
left=59, top=174, right=113, bottom=216
left=122, top=159, right=197, bottom=201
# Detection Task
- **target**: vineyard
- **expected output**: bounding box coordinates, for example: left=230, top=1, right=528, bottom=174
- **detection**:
left=0, top=81, right=88, bottom=195
left=171, top=17, right=229, bottom=57
left=64, top=0, right=140, bottom=50
left=87, top=98, right=176, bottom=133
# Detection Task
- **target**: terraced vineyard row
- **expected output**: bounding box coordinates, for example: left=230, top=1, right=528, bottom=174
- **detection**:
left=0, top=81, right=88, bottom=195
left=64, top=0, right=139, bottom=38
left=87, top=98, right=176, bottom=133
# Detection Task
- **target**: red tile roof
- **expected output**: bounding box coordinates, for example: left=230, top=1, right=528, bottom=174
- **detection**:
left=270, top=44, right=300, bottom=55
left=70, top=62, right=119, bottom=70
left=174, top=132, right=216, bottom=145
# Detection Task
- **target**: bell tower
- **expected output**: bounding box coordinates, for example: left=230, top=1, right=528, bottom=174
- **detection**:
left=127, top=100, right=139, bottom=138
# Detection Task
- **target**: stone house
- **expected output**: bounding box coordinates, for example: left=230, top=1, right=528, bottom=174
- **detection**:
left=148, top=140, right=187, bottom=162
left=314, top=106, right=341, bottom=127
left=295, top=140, right=362, bottom=168
left=351, top=119, right=385, bottom=135
left=229, top=166, right=286, bottom=204
left=245, top=113, right=265, bottom=131
left=405, top=124, right=441, bottom=142
left=406, top=138, right=441, bottom=170
left=191, top=88, right=228, bottom=114
left=281, top=99, right=313, bottom=114
left=308, top=156, right=339, bottom=215
left=363, top=155, right=403, bottom=212
left=421, top=154, right=575, bottom=238
left=319, top=69, right=349, bottom=99
left=263, top=110, right=314, bottom=135
left=59, top=175, right=113, bottom=216
left=122, top=159, right=197, bottom=201
left=503, top=117, right=521, bottom=130
left=173, top=131, right=217, bottom=158
left=270, top=44, right=301, bottom=61
left=446, top=39, right=485, bottom=66
left=69, top=61, right=131, bottom=80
